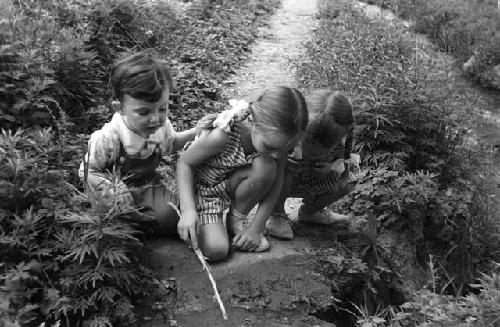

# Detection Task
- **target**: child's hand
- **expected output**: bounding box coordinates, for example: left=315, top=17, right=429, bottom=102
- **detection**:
left=177, top=209, right=199, bottom=249
left=232, top=228, right=261, bottom=251
left=195, top=113, right=218, bottom=136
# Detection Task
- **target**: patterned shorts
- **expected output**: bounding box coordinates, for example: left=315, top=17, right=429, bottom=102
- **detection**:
left=195, top=180, right=233, bottom=225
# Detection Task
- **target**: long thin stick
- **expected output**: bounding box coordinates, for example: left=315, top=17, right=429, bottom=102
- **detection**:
left=193, top=248, right=228, bottom=320
left=168, top=203, right=228, bottom=320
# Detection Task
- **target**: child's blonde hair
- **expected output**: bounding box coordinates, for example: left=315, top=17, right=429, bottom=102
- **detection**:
left=244, top=86, right=309, bottom=145
left=306, top=90, right=354, bottom=147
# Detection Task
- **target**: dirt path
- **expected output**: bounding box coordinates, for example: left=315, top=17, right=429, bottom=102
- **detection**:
left=220, top=0, right=318, bottom=101
left=141, top=1, right=336, bottom=326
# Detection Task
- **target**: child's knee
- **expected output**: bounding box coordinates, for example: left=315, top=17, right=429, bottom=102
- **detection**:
left=250, top=155, right=278, bottom=184
left=199, top=224, right=229, bottom=262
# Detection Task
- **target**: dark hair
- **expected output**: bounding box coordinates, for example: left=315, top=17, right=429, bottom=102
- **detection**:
left=306, top=90, right=354, bottom=147
left=245, top=86, right=308, bottom=145
left=110, top=50, right=175, bottom=103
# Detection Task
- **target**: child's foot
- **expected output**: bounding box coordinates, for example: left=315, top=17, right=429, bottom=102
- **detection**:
left=298, top=206, right=350, bottom=225
left=226, top=208, right=270, bottom=252
left=266, top=213, right=294, bottom=240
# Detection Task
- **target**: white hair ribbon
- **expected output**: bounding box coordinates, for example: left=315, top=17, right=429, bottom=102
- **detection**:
left=212, top=99, right=249, bottom=132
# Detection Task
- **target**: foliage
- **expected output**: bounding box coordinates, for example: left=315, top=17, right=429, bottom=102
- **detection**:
left=0, top=0, right=280, bottom=133
left=1, top=0, right=281, bottom=325
left=360, top=262, right=500, bottom=326
left=296, top=0, right=500, bottom=315
left=0, top=129, right=153, bottom=326
left=166, top=0, right=281, bottom=131
left=377, top=0, right=500, bottom=90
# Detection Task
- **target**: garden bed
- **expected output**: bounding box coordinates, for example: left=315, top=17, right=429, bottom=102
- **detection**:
left=0, top=0, right=280, bottom=326
left=370, top=0, right=500, bottom=91
left=294, top=0, right=500, bottom=324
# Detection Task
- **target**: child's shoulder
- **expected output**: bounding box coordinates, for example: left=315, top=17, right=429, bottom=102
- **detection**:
left=88, top=113, right=122, bottom=149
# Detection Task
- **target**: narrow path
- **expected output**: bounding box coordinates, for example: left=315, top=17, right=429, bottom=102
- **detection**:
left=142, top=1, right=335, bottom=326
left=221, top=0, right=318, bottom=100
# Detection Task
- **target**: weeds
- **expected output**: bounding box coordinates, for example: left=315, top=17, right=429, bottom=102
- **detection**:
left=381, top=0, right=500, bottom=90
left=1, top=0, right=281, bottom=325
left=296, top=0, right=500, bottom=323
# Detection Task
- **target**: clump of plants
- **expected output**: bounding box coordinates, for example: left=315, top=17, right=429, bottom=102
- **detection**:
left=295, top=0, right=500, bottom=322
left=0, top=129, right=158, bottom=326
left=1, top=0, right=282, bottom=325
left=377, top=0, right=500, bottom=90
left=354, top=260, right=500, bottom=326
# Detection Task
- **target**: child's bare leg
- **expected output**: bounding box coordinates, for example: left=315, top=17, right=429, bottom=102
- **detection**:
left=301, top=182, right=354, bottom=214
left=230, top=155, right=278, bottom=215
left=199, top=223, right=229, bottom=262
left=226, top=155, right=277, bottom=251
left=271, top=168, right=293, bottom=214
left=299, top=182, right=355, bottom=225
left=267, top=169, right=294, bottom=240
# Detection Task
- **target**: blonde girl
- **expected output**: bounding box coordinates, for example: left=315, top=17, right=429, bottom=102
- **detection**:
left=267, top=90, right=359, bottom=240
left=177, top=86, right=308, bottom=261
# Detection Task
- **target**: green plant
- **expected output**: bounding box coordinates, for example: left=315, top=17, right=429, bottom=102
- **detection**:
left=0, top=128, right=156, bottom=326
left=1, top=0, right=283, bottom=325
left=382, top=0, right=500, bottom=90
left=296, top=1, right=500, bottom=319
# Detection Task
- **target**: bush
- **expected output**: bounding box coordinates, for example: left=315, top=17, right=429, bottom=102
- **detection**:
left=380, top=0, right=500, bottom=90
left=1, top=0, right=282, bottom=325
left=0, top=129, right=165, bottom=326
left=296, top=0, right=499, bottom=300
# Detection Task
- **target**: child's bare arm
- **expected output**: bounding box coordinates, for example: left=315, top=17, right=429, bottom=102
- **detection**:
left=249, top=153, right=286, bottom=233
left=172, top=127, right=197, bottom=153
left=171, top=114, right=221, bottom=153
left=176, top=128, right=228, bottom=248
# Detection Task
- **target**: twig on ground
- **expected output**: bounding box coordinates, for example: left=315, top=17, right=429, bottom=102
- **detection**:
left=167, top=203, right=228, bottom=320
left=193, top=248, right=228, bottom=320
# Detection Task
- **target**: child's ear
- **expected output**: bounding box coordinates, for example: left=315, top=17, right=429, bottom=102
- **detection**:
left=111, top=101, right=123, bottom=114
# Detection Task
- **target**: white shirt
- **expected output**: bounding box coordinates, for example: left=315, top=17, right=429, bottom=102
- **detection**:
left=78, top=113, right=177, bottom=185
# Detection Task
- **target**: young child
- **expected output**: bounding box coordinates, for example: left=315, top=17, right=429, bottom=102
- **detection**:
left=266, top=90, right=359, bottom=240
left=177, top=86, right=309, bottom=261
left=79, top=51, right=198, bottom=230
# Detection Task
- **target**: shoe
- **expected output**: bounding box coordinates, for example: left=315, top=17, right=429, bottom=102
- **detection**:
left=298, top=206, right=350, bottom=225
left=266, top=213, right=294, bottom=240
left=226, top=208, right=270, bottom=252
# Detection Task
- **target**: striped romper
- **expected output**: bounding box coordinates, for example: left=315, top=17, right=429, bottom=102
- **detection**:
left=193, top=121, right=257, bottom=225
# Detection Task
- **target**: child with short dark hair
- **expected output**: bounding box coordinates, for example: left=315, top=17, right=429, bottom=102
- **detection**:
left=177, top=86, right=309, bottom=261
left=266, top=90, right=359, bottom=240
left=79, top=50, right=198, bottom=230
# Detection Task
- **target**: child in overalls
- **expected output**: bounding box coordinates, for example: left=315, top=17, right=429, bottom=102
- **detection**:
left=79, top=51, right=199, bottom=230
left=177, top=86, right=309, bottom=261
left=266, top=90, right=360, bottom=240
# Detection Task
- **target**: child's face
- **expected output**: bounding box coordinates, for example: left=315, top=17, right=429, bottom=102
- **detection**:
left=117, top=88, right=170, bottom=137
left=251, top=126, right=290, bottom=159
left=302, top=122, right=350, bottom=160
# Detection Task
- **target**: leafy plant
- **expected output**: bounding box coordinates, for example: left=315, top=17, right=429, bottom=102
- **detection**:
left=296, top=0, right=500, bottom=322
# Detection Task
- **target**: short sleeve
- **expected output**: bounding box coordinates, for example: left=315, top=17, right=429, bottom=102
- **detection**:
left=78, top=129, right=120, bottom=181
